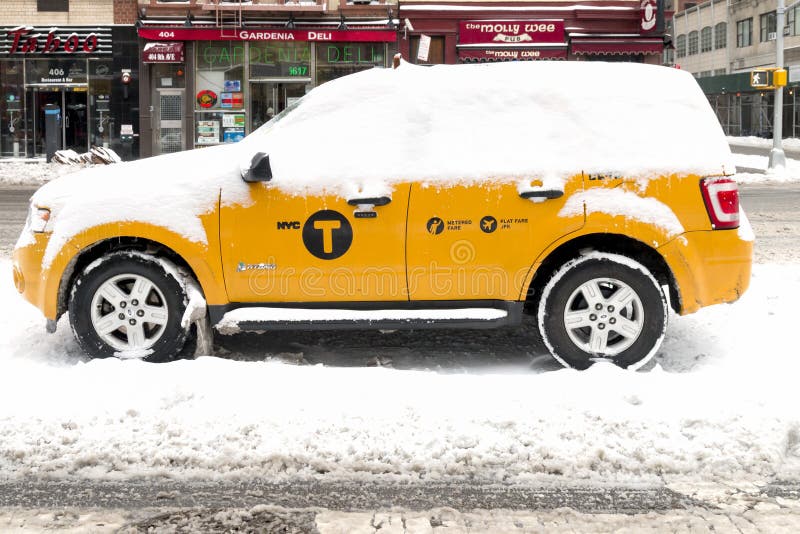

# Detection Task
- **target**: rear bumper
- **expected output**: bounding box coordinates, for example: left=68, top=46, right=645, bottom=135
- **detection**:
left=659, top=226, right=753, bottom=315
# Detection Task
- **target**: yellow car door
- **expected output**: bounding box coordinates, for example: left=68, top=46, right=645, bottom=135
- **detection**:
left=406, top=177, right=584, bottom=302
left=220, top=183, right=410, bottom=303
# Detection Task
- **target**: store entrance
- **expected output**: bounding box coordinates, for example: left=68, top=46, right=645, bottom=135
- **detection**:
left=250, top=82, right=306, bottom=131
left=30, top=89, right=89, bottom=156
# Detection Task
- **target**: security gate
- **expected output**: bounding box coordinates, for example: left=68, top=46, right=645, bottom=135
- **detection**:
left=153, top=88, right=184, bottom=155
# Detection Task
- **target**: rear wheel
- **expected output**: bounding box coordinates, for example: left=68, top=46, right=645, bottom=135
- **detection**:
left=68, top=251, right=191, bottom=362
left=536, top=253, right=667, bottom=370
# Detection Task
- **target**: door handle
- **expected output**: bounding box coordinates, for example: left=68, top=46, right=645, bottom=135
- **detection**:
left=519, top=189, right=563, bottom=200
left=347, top=196, right=391, bottom=207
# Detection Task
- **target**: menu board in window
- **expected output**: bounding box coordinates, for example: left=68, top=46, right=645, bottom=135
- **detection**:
left=196, top=120, right=220, bottom=145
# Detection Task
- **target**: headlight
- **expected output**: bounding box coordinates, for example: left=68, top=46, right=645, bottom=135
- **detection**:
left=29, top=206, right=51, bottom=233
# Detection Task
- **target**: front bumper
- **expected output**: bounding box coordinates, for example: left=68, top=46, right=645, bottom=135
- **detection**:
left=658, top=227, right=753, bottom=315
left=12, top=232, right=58, bottom=321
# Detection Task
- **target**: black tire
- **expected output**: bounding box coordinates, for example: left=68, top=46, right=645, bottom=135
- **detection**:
left=536, top=252, right=667, bottom=370
left=68, top=251, right=191, bottom=362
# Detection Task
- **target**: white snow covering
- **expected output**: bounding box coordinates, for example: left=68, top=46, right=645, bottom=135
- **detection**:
left=558, top=188, right=684, bottom=238
left=1, top=255, right=798, bottom=485
left=731, top=152, right=800, bottom=183
left=29, top=145, right=252, bottom=269
left=217, top=307, right=508, bottom=334
left=240, top=61, right=734, bottom=196
left=19, top=61, right=731, bottom=272
left=0, top=161, right=81, bottom=186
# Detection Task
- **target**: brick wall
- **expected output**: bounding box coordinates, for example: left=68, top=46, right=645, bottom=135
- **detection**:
left=114, top=0, right=137, bottom=24
left=0, top=0, right=114, bottom=25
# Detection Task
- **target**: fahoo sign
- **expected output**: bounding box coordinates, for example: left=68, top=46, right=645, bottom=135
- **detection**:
left=459, top=20, right=565, bottom=45
left=2, top=26, right=111, bottom=56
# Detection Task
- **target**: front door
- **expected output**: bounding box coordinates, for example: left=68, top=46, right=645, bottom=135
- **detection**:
left=153, top=89, right=184, bottom=155
left=406, top=177, right=585, bottom=302
left=31, top=90, right=88, bottom=156
left=250, top=82, right=306, bottom=130
left=220, top=183, right=410, bottom=303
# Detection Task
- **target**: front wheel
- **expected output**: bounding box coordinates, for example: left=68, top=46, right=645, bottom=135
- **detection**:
left=68, top=251, right=192, bottom=362
left=537, top=252, right=667, bottom=370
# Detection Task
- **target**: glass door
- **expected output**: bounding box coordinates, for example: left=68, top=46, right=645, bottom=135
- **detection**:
left=64, top=90, right=88, bottom=153
left=250, top=82, right=306, bottom=131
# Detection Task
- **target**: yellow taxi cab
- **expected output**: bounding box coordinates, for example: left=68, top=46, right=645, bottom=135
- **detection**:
left=12, top=59, right=753, bottom=369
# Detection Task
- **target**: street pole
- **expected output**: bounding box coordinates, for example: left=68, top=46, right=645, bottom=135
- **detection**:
left=769, top=0, right=787, bottom=170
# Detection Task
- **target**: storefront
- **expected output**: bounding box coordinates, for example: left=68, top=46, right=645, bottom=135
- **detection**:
left=0, top=26, right=140, bottom=159
left=138, top=27, right=396, bottom=157
left=398, top=2, right=667, bottom=65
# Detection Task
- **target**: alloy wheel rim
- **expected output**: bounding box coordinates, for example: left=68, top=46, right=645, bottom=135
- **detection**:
left=90, top=273, right=169, bottom=353
left=562, top=277, right=645, bottom=357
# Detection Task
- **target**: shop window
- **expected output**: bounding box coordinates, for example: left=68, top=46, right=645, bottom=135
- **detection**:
left=89, top=60, right=114, bottom=152
left=714, top=22, right=727, bottom=49
left=249, top=42, right=311, bottom=78
left=37, top=0, right=68, bottom=11
left=676, top=34, right=686, bottom=58
left=0, top=60, right=25, bottom=158
left=195, top=41, right=246, bottom=146
left=760, top=11, right=777, bottom=42
left=409, top=36, right=445, bottom=65
left=315, top=43, right=386, bottom=86
left=688, top=31, right=698, bottom=55
left=701, top=27, right=712, bottom=53
left=737, top=18, right=753, bottom=48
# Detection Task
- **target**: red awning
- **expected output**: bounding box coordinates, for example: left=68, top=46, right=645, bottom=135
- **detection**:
left=142, top=42, right=185, bottom=63
left=458, top=48, right=567, bottom=62
left=571, top=37, right=664, bottom=55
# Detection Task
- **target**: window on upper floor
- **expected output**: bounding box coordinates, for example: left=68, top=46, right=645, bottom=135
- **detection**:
left=760, top=11, right=777, bottom=42
left=37, top=0, right=68, bottom=11
left=701, top=26, right=712, bottom=52
left=676, top=34, right=686, bottom=58
left=737, top=18, right=753, bottom=47
left=688, top=30, right=698, bottom=55
left=714, top=22, right=727, bottom=49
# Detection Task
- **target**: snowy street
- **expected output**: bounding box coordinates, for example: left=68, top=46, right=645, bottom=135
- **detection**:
left=1, top=169, right=800, bottom=530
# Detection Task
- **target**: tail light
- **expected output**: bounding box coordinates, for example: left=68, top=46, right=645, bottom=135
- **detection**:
left=700, top=177, right=739, bottom=230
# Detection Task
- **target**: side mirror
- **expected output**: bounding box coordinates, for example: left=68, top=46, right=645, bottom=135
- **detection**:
left=242, top=152, right=272, bottom=183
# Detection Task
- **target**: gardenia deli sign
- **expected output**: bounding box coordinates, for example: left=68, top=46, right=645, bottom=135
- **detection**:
left=459, top=20, right=565, bottom=45
left=137, top=28, right=396, bottom=43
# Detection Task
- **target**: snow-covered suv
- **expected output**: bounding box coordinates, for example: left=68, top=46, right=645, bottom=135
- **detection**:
left=12, top=60, right=753, bottom=369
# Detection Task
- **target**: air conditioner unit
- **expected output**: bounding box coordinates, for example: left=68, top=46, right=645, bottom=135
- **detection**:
left=768, top=32, right=777, bottom=40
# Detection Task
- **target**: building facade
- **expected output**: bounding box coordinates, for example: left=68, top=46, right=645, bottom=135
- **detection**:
left=0, top=0, right=141, bottom=159
left=138, top=0, right=670, bottom=158
left=672, top=0, right=800, bottom=137
left=136, top=0, right=398, bottom=157
left=398, top=1, right=669, bottom=65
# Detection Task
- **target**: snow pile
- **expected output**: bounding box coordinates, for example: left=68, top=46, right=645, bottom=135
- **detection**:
left=732, top=152, right=800, bottom=183
left=246, top=61, right=735, bottom=195
left=0, top=258, right=798, bottom=485
left=0, top=161, right=82, bottom=186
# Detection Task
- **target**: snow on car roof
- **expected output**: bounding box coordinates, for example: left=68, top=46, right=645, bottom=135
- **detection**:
left=246, top=59, right=734, bottom=196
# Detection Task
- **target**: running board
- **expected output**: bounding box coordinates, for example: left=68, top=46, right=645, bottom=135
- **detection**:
left=211, top=302, right=523, bottom=334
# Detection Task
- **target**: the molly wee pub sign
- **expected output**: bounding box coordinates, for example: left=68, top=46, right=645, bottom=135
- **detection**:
left=457, top=20, right=567, bottom=61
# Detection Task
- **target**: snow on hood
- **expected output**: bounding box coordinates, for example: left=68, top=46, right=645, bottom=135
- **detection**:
left=241, top=60, right=735, bottom=195
left=30, top=144, right=252, bottom=268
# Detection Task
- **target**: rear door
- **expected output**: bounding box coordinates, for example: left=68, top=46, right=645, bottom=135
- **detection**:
left=406, top=177, right=585, bottom=302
